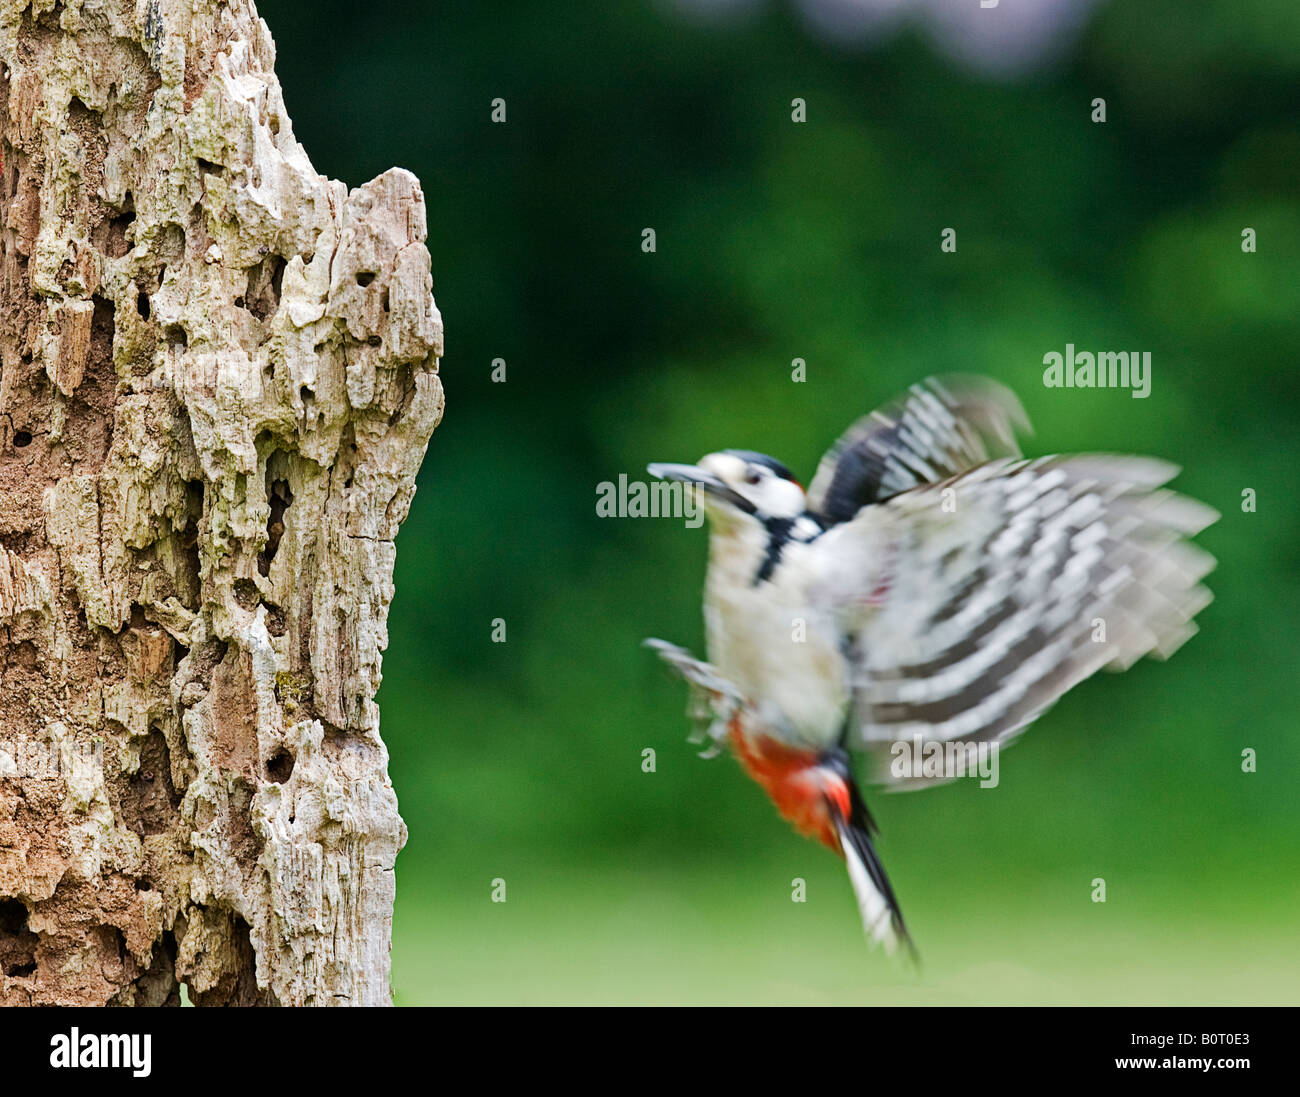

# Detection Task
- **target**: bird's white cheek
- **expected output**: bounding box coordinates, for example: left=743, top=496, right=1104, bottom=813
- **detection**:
left=766, top=480, right=806, bottom=518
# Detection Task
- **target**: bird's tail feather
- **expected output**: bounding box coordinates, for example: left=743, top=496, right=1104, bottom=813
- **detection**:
left=835, top=814, right=916, bottom=963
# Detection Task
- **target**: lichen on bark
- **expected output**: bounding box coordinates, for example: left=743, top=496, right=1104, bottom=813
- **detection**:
left=0, top=0, right=443, bottom=1005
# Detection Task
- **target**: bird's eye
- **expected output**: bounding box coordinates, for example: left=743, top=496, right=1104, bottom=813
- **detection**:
left=744, top=469, right=763, bottom=486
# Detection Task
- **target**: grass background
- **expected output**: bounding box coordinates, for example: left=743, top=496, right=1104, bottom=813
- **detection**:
left=254, top=0, right=1300, bottom=1004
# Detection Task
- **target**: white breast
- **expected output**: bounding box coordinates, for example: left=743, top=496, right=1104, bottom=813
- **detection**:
left=703, top=529, right=850, bottom=748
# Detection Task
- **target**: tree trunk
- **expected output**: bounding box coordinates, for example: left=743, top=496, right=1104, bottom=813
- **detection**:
left=0, top=0, right=443, bottom=1006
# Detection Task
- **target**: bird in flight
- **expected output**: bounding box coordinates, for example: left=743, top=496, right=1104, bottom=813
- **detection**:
left=644, top=375, right=1217, bottom=956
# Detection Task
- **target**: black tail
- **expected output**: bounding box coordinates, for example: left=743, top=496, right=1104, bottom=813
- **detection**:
left=830, top=766, right=918, bottom=962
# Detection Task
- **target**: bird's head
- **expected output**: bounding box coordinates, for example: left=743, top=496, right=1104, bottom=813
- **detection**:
left=648, top=450, right=807, bottom=528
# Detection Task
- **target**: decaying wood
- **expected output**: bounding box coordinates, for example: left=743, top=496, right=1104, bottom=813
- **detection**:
left=0, top=0, right=443, bottom=1005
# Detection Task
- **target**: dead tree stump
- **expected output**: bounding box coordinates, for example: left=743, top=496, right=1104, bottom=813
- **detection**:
left=0, top=0, right=443, bottom=1005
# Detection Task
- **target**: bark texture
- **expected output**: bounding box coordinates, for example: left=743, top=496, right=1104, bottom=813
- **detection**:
left=0, top=0, right=443, bottom=1005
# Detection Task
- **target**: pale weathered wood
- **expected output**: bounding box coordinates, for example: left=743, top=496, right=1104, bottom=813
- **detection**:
left=0, top=0, right=442, bottom=1005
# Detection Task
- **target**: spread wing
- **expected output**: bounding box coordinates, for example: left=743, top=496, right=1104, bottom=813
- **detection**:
left=812, top=455, right=1218, bottom=789
left=806, top=375, right=1030, bottom=526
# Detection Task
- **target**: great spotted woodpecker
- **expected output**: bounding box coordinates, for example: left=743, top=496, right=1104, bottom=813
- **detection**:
left=645, top=375, right=1217, bottom=955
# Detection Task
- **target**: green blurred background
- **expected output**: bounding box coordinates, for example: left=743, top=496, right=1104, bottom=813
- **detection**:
left=255, top=0, right=1299, bottom=1004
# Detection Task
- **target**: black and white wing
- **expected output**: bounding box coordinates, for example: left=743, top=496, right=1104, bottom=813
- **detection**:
left=806, top=375, right=1030, bottom=526
left=813, top=455, right=1218, bottom=788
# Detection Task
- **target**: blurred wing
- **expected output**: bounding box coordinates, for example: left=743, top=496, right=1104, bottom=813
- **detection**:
left=814, top=455, right=1218, bottom=788
left=806, top=375, right=1030, bottom=526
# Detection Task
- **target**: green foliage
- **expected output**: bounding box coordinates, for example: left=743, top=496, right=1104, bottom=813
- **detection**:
left=258, top=0, right=1300, bottom=1002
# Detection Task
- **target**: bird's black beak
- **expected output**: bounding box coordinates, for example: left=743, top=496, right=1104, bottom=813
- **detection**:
left=646, top=462, right=756, bottom=514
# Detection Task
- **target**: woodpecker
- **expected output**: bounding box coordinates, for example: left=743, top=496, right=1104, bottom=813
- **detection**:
left=645, top=375, right=1217, bottom=956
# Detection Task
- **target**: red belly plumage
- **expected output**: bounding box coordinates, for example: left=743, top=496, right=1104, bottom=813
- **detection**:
left=727, top=717, right=848, bottom=853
